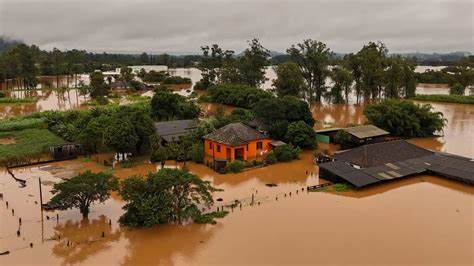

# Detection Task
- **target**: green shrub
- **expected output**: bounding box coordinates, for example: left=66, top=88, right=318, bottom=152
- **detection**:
left=0, top=117, right=46, bottom=132
left=273, top=144, right=300, bottom=162
left=332, top=183, right=352, bottom=192
left=162, top=76, right=192, bottom=84
left=193, top=81, right=208, bottom=90
left=226, top=160, right=246, bottom=173
left=195, top=211, right=229, bottom=224
left=190, top=142, right=204, bottom=163
left=450, top=83, right=465, bottom=95
left=0, top=91, right=5, bottom=98
left=285, top=121, right=317, bottom=149
left=207, top=83, right=273, bottom=108
left=264, top=152, right=277, bottom=164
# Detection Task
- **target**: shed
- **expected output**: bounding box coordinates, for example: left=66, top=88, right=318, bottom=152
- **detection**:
left=50, top=144, right=82, bottom=160
left=269, top=140, right=287, bottom=148
left=154, top=120, right=198, bottom=144
left=315, top=128, right=342, bottom=143
left=344, top=125, right=389, bottom=141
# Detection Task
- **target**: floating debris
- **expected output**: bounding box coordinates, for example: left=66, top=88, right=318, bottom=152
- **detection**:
left=265, top=183, right=278, bottom=187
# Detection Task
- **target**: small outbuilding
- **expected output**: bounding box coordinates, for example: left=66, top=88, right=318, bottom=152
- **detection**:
left=50, top=144, right=83, bottom=160
left=154, top=119, right=198, bottom=144
left=343, top=125, right=389, bottom=143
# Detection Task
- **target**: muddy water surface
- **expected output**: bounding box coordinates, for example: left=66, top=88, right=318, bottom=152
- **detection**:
left=1, top=102, right=473, bottom=265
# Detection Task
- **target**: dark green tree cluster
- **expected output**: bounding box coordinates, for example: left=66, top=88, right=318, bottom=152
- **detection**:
left=253, top=96, right=316, bottom=148
left=41, top=104, right=154, bottom=156
left=206, top=83, right=273, bottom=108
left=364, top=100, right=445, bottom=138
left=150, top=89, right=200, bottom=120
left=198, top=38, right=270, bottom=88
left=119, top=168, right=215, bottom=227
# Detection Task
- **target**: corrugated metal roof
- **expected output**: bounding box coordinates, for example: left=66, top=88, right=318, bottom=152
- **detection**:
left=344, top=125, right=389, bottom=139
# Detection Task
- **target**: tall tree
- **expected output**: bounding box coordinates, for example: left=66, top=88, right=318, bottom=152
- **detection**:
left=120, top=66, right=134, bottom=89
left=89, top=71, right=110, bottom=99
left=287, top=39, right=332, bottom=103
left=356, top=42, right=388, bottom=100
left=198, top=44, right=235, bottom=87
left=272, top=61, right=305, bottom=97
left=330, top=65, right=354, bottom=104
left=49, top=171, right=118, bottom=219
left=119, top=169, right=216, bottom=227
left=237, top=38, right=270, bottom=87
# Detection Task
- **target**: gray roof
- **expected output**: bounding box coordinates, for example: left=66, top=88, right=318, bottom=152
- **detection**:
left=319, top=140, right=474, bottom=188
left=344, top=125, right=389, bottom=139
left=204, top=122, right=267, bottom=146
left=335, top=140, right=433, bottom=168
left=154, top=120, right=198, bottom=142
left=270, top=140, right=287, bottom=147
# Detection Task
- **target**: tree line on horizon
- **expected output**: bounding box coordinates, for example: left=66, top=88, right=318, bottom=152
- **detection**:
left=0, top=36, right=472, bottom=98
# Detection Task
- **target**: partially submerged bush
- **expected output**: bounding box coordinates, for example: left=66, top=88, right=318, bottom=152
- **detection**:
left=285, top=121, right=317, bottom=149
left=273, top=144, right=300, bottom=162
left=226, top=160, right=246, bottom=173
left=264, top=152, right=277, bottom=165
left=195, top=211, right=229, bottom=224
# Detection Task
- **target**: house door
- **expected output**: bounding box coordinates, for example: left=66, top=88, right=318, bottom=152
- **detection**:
left=226, top=148, right=232, bottom=160
left=235, top=148, right=244, bottom=160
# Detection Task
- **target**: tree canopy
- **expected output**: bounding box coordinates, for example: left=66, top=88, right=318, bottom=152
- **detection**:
left=119, top=168, right=216, bottom=227
left=364, top=100, right=445, bottom=138
left=49, top=171, right=118, bottom=218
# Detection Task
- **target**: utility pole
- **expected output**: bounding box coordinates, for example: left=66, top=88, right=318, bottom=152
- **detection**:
left=38, top=178, right=43, bottom=210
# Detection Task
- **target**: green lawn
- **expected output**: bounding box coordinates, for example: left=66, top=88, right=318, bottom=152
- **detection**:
left=0, top=128, right=65, bottom=165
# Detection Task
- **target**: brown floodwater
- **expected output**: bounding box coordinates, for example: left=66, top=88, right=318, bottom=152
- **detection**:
left=1, top=101, right=473, bottom=265
left=0, top=89, right=88, bottom=120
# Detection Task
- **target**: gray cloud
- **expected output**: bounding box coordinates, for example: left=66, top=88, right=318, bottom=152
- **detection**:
left=0, top=0, right=472, bottom=53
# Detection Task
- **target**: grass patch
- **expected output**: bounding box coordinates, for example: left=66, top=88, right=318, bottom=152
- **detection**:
left=411, top=94, right=474, bottom=104
left=195, top=211, right=229, bottom=224
left=126, top=94, right=150, bottom=102
left=0, top=128, right=65, bottom=166
left=332, top=183, right=352, bottom=192
left=0, top=117, right=46, bottom=132
left=310, top=183, right=353, bottom=193
left=0, top=97, right=37, bottom=104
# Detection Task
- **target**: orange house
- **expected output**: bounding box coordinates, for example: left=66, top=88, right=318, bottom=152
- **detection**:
left=203, top=122, right=272, bottom=170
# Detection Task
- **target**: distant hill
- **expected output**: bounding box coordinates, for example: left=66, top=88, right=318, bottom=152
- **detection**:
left=396, top=52, right=471, bottom=65
left=0, top=36, right=22, bottom=53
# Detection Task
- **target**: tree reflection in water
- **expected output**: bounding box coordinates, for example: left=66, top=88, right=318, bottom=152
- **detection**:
left=52, top=215, right=121, bottom=265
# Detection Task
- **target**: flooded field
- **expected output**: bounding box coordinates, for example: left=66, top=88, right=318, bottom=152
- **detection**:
left=1, top=66, right=461, bottom=120
left=0, top=89, right=88, bottom=119
left=0, top=100, right=472, bottom=265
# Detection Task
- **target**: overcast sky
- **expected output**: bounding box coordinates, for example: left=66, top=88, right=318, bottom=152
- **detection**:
left=0, top=0, right=472, bottom=54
